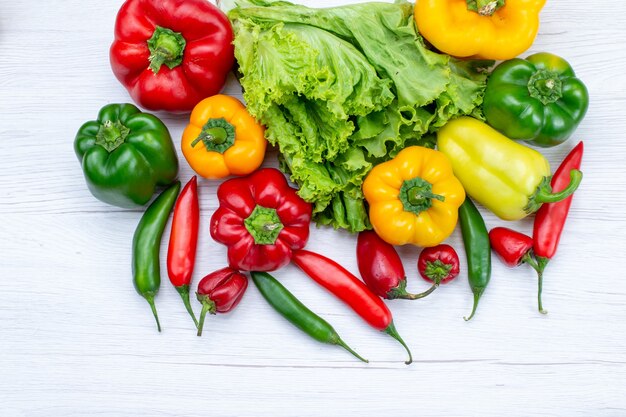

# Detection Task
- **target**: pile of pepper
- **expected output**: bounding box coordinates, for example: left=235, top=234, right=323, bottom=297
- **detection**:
left=72, top=0, right=588, bottom=364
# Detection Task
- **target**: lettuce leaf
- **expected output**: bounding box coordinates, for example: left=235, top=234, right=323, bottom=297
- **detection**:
left=230, top=0, right=492, bottom=232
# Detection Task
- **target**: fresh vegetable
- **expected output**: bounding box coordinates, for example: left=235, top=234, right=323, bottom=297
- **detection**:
left=167, top=176, right=200, bottom=327
left=414, top=0, right=546, bottom=60
left=181, top=95, right=267, bottom=179
left=110, top=0, right=234, bottom=112
left=251, top=271, right=368, bottom=363
left=489, top=227, right=537, bottom=269
left=292, top=250, right=412, bottom=364
left=533, top=142, right=584, bottom=313
left=458, top=198, right=491, bottom=321
left=229, top=0, right=491, bottom=232
left=357, top=231, right=444, bottom=300
left=196, top=267, right=248, bottom=336
left=437, top=117, right=583, bottom=221
left=484, top=53, right=589, bottom=147
left=132, top=181, right=181, bottom=331
left=363, top=146, right=465, bottom=247
left=210, top=168, right=312, bottom=271
left=74, top=104, right=179, bottom=208
left=418, top=244, right=460, bottom=293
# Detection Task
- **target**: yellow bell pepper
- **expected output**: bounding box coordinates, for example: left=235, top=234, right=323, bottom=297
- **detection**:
left=182, top=95, right=267, bottom=179
left=363, top=146, right=465, bottom=247
left=437, top=117, right=582, bottom=220
left=414, top=0, right=546, bottom=60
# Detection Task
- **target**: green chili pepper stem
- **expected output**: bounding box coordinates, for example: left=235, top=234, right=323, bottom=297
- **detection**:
left=176, top=285, right=199, bottom=328
left=463, top=289, right=484, bottom=321
left=144, top=294, right=162, bottom=332
left=526, top=170, right=583, bottom=213
left=196, top=297, right=217, bottom=337
left=383, top=321, right=413, bottom=365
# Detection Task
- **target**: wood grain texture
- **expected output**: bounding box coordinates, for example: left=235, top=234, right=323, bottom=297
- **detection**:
left=1, top=0, right=626, bottom=416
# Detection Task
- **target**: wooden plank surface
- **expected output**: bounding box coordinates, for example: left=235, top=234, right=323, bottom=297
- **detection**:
left=1, top=0, right=625, bottom=415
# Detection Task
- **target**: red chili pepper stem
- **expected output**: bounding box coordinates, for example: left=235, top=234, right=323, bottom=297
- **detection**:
left=196, top=295, right=217, bottom=337
left=175, top=285, right=199, bottom=328
left=384, top=322, right=413, bottom=365
left=535, top=257, right=550, bottom=315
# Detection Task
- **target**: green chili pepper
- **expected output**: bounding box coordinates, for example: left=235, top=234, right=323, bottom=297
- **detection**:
left=458, top=197, right=492, bottom=321
left=251, top=271, right=368, bottom=363
left=133, top=181, right=181, bottom=331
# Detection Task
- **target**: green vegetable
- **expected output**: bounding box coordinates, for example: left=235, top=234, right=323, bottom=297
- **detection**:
left=458, top=197, right=492, bottom=322
left=229, top=0, right=491, bottom=232
left=251, top=271, right=368, bottom=362
left=74, top=104, right=179, bottom=208
left=483, top=52, right=589, bottom=147
left=133, top=182, right=181, bottom=331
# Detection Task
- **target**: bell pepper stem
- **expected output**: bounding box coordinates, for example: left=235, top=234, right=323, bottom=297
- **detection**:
left=176, top=285, right=199, bottom=328
left=466, top=0, right=505, bottom=16
left=536, top=170, right=583, bottom=204
left=526, top=169, right=583, bottom=213
left=196, top=297, right=217, bottom=337
left=335, top=338, right=369, bottom=363
left=144, top=294, right=162, bottom=332
left=464, top=288, right=484, bottom=321
left=147, top=26, right=186, bottom=74
left=383, top=321, right=413, bottom=365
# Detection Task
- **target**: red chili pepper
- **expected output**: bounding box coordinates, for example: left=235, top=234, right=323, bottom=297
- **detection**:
left=167, top=176, right=200, bottom=326
left=533, top=141, right=584, bottom=313
left=210, top=168, right=312, bottom=272
left=292, top=250, right=412, bottom=364
left=356, top=231, right=439, bottom=300
left=417, top=244, right=460, bottom=293
left=196, top=267, right=248, bottom=336
left=489, top=227, right=536, bottom=268
left=110, top=0, right=234, bottom=112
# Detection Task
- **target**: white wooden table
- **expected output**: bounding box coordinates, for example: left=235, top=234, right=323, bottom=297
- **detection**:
left=2, top=1, right=625, bottom=415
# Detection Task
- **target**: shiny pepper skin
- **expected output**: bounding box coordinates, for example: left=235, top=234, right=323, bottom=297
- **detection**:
left=196, top=267, right=248, bottom=336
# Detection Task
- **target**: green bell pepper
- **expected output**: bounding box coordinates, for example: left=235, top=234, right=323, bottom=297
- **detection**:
left=74, top=104, right=179, bottom=207
left=483, top=52, right=589, bottom=147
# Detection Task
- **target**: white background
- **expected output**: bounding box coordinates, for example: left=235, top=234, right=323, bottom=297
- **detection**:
left=1, top=0, right=626, bottom=416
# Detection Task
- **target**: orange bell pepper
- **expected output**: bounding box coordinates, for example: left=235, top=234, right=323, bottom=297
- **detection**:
left=182, top=95, right=267, bottom=179
left=414, top=0, right=546, bottom=60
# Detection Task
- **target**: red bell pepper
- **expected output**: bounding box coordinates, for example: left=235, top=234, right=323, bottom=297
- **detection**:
left=110, top=0, right=234, bottom=112
left=167, top=176, right=200, bottom=327
left=533, top=142, right=584, bottom=313
left=210, top=168, right=312, bottom=271
left=196, top=267, right=248, bottom=336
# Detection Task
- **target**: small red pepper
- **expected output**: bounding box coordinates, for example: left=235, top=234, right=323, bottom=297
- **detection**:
left=196, top=267, right=248, bottom=336
left=210, top=168, right=312, bottom=272
left=292, top=250, right=412, bottom=364
left=417, top=244, right=460, bottom=293
left=356, top=231, right=439, bottom=300
left=110, top=0, right=235, bottom=112
left=489, top=227, right=536, bottom=268
left=533, top=142, right=584, bottom=312
left=167, top=176, right=200, bottom=326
